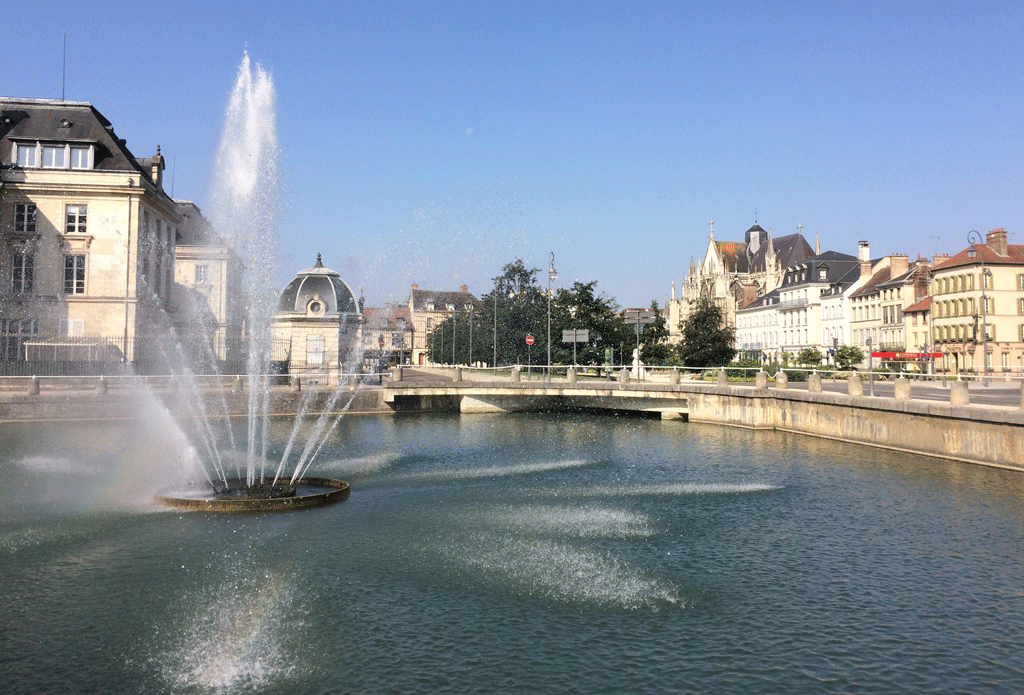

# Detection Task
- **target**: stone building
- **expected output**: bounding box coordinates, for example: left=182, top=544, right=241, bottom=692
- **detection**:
left=272, top=255, right=363, bottom=383
left=667, top=221, right=815, bottom=341
left=1, top=98, right=181, bottom=367
left=171, top=200, right=244, bottom=367
left=931, top=228, right=1024, bottom=374
left=407, top=284, right=481, bottom=365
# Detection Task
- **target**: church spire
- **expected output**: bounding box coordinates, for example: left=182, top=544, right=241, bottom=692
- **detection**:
left=815, top=230, right=821, bottom=255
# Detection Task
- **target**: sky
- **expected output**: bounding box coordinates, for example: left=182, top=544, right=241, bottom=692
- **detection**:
left=4, top=1, right=1023, bottom=309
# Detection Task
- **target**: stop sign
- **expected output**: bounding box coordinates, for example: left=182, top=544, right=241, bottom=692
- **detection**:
left=525, top=334, right=535, bottom=346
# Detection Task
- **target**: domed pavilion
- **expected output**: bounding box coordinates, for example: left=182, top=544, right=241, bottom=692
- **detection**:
left=272, top=254, right=363, bottom=384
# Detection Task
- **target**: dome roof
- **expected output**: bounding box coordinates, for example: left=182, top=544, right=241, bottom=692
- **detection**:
left=278, top=254, right=359, bottom=315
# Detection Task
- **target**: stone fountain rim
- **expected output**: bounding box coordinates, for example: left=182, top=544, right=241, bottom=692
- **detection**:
left=154, top=476, right=350, bottom=513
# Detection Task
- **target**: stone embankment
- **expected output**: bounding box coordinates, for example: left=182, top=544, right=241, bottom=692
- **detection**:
left=2, top=368, right=1022, bottom=472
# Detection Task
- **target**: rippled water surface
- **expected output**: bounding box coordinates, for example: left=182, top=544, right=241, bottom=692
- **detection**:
left=2, top=413, right=1023, bottom=694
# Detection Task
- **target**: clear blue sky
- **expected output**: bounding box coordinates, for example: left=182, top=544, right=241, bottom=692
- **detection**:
left=5, top=1, right=1022, bottom=308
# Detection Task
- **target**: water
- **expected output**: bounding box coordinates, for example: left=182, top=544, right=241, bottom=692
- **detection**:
left=2, top=413, right=1023, bottom=694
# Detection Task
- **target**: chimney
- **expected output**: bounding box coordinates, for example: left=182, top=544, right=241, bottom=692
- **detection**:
left=890, top=254, right=909, bottom=277
left=858, top=241, right=871, bottom=278
left=987, top=228, right=1008, bottom=256
left=460, top=285, right=468, bottom=293
left=411, top=283, right=418, bottom=290
left=932, top=253, right=950, bottom=266
left=151, top=145, right=164, bottom=190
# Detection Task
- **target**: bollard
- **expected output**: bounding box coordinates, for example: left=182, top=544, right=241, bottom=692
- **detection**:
left=290, top=375, right=301, bottom=392
left=567, top=366, right=577, bottom=383
left=775, top=370, right=789, bottom=390
left=755, top=371, right=768, bottom=390
left=847, top=373, right=863, bottom=396
left=618, top=367, right=630, bottom=383
left=394, top=365, right=403, bottom=382
left=27, top=376, right=40, bottom=396
left=894, top=376, right=911, bottom=400
left=96, top=376, right=108, bottom=396
left=950, top=381, right=970, bottom=406
left=454, top=367, right=463, bottom=382
left=808, top=373, right=822, bottom=393
left=717, top=369, right=728, bottom=387
left=234, top=375, right=244, bottom=392
left=511, top=367, right=521, bottom=383
left=670, top=368, right=680, bottom=385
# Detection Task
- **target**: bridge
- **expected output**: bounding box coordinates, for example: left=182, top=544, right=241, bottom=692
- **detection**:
left=385, top=366, right=1024, bottom=472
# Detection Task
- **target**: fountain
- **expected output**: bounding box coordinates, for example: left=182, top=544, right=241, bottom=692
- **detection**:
left=153, top=53, right=350, bottom=513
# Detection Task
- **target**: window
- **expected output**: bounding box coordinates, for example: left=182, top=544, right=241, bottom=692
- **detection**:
left=1018, top=274, right=1024, bottom=291
left=11, top=253, right=33, bottom=293
left=306, top=334, right=325, bottom=368
left=64, top=254, right=86, bottom=294
left=70, top=146, right=90, bottom=169
left=42, top=145, right=65, bottom=168
left=16, top=144, right=36, bottom=167
left=59, top=318, right=85, bottom=337
left=65, top=204, right=87, bottom=233
left=195, top=265, right=209, bottom=284
left=1, top=318, right=38, bottom=362
left=14, top=204, right=37, bottom=233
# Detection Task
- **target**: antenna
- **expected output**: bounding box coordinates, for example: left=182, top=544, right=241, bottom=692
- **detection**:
left=62, top=34, right=66, bottom=100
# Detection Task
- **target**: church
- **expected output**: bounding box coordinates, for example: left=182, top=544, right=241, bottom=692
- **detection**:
left=666, top=220, right=816, bottom=341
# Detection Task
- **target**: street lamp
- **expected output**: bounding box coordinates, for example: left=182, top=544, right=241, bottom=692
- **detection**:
left=493, top=278, right=499, bottom=368
left=547, top=252, right=557, bottom=377
left=966, top=230, right=991, bottom=378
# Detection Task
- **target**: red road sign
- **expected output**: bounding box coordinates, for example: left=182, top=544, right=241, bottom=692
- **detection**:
left=525, top=334, right=535, bottom=345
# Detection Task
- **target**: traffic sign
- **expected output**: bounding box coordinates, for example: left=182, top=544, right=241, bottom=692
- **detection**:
left=525, top=334, right=535, bottom=346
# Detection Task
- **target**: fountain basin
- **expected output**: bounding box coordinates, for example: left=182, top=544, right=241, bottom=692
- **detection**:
left=155, top=476, right=350, bottom=513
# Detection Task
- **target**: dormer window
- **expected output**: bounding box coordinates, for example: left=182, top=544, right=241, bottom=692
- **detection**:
left=12, top=142, right=94, bottom=170
left=42, top=145, right=65, bottom=168
left=16, top=144, right=36, bottom=167
left=307, top=294, right=326, bottom=317
left=426, top=302, right=435, bottom=311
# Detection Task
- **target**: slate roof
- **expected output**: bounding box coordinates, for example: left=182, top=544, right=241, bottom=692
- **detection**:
left=780, top=251, right=859, bottom=289
left=748, top=233, right=815, bottom=273
left=410, top=288, right=481, bottom=311
left=363, top=305, right=412, bottom=327
left=0, top=97, right=156, bottom=182
left=278, top=254, right=360, bottom=314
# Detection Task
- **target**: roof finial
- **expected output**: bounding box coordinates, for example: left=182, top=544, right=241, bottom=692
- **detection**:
left=315, top=253, right=323, bottom=267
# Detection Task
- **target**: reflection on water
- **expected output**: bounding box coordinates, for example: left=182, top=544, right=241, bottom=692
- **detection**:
left=1, top=413, right=1023, bottom=694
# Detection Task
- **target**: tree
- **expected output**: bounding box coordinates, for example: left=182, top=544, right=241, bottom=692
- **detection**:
left=796, top=348, right=824, bottom=366
left=551, top=281, right=631, bottom=366
left=676, top=299, right=736, bottom=368
left=639, top=300, right=673, bottom=365
left=833, top=344, right=864, bottom=371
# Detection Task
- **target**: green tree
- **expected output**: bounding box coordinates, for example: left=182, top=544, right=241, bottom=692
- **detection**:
left=432, top=259, right=548, bottom=367
left=551, top=281, right=631, bottom=366
left=639, top=300, right=673, bottom=365
left=676, top=299, right=736, bottom=368
left=833, top=344, right=864, bottom=371
left=796, top=348, right=824, bottom=366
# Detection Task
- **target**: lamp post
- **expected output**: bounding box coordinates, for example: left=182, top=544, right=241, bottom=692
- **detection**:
left=966, top=230, right=991, bottom=378
left=493, top=279, right=499, bottom=369
left=547, top=252, right=557, bottom=378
